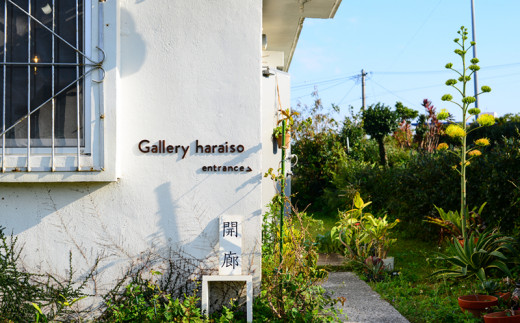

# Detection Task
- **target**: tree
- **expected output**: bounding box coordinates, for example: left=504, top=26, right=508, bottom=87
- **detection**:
left=291, top=89, right=346, bottom=210
left=395, top=101, right=418, bottom=122
left=362, top=103, right=399, bottom=166
left=339, top=106, right=365, bottom=153
left=414, top=99, right=444, bottom=153
left=393, top=102, right=418, bottom=149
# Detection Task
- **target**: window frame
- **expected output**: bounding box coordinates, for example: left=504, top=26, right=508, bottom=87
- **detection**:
left=0, top=0, right=118, bottom=182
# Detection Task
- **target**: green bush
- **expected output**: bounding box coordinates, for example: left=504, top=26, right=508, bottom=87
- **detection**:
left=466, top=135, right=520, bottom=232
left=291, top=131, right=347, bottom=212
left=338, top=107, right=365, bottom=150
left=326, top=134, right=520, bottom=239
left=102, top=273, right=218, bottom=322
left=0, top=227, right=95, bottom=322
left=255, top=202, right=341, bottom=322
left=467, top=121, right=520, bottom=146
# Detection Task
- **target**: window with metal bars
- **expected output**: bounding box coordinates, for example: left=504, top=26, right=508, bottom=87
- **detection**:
left=0, top=0, right=106, bottom=174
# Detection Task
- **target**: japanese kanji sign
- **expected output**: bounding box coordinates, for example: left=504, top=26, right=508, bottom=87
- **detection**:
left=219, top=215, right=242, bottom=275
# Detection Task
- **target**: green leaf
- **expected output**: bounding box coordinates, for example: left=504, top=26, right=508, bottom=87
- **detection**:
left=488, top=250, right=507, bottom=260
left=353, top=192, right=364, bottom=209
left=488, top=260, right=512, bottom=277
left=32, top=303, right=43, bottom=314
left=476, top=268, right=486, bottom=282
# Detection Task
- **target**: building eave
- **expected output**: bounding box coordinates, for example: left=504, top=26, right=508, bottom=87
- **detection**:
left=262, top=0, right=342, bottom=71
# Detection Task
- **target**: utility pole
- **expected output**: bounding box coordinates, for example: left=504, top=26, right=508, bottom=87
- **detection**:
left=361, top=69, right=368, bottom=112
left=471, top=0, right=479, bottom=111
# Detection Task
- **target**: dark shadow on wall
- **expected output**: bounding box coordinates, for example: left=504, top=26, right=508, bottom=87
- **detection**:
left=120, top=7, right=146, bottom=77
left=152, top=181, right=219, bottom=258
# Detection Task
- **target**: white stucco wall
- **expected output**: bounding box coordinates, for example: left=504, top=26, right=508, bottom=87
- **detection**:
left=0, top=0, right=263, bottom=308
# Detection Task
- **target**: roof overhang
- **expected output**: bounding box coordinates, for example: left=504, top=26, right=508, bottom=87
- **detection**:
left=262, top=0, right=342, bottom=71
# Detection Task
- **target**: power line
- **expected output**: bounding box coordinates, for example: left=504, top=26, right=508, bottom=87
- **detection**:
left=337, top=82, right=358, bottom=106
left=388, top=0, right=444, bottom=70
left=291, top=62, right=520, bottom=89
left=370, top=79, right=418, bottom=108
left=377, top=62, right=520, bottom=75
left=376, top=69, right=450, bottom=76
left=291, top=78, right=354, bottom=101
left=291, top=73, right=358, bottom=89
left=290, top=65, right=520, bottom=109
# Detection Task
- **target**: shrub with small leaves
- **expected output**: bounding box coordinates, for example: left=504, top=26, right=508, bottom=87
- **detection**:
left=255, top=201, right=341, bottom=322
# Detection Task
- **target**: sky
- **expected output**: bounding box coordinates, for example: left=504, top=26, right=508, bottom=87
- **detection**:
left=289, top=0, right=520, bottom=122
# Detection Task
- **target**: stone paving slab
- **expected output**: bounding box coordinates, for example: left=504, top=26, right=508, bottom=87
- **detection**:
left=322, top=272, right=409, bottom=323
left=318, top=253, right=346, bottom=266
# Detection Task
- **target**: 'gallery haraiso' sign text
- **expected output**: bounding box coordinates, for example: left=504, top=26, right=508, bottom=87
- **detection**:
left=138, top=140, right=245, bottom=159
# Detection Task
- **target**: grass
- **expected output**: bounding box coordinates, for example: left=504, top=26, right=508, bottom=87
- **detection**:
left=307, top=212, right=518, bottom=322
left=369, top=234, right=483, bottom=323
left=307, top=212, right=338, bottom=237
left=310, top=221, right=486, bottom=323
left=371, top=274, right=482, bottom=323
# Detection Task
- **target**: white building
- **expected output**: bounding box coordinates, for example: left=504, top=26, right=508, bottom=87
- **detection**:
left=0, top=0, right=341, bottom=313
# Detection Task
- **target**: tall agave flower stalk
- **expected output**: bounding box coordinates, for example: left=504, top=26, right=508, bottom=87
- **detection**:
left=436, top=26, right=495, bottom=242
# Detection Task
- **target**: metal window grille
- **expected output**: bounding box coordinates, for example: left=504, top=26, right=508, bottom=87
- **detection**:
left=0, top=0, right=104, bottom=173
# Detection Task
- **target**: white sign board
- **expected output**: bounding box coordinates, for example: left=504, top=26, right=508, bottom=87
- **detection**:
left=219, top=215, right=242, bottom=275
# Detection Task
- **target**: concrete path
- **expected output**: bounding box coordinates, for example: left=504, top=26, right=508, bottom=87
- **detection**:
left=322, top=272, right=409, bottom=323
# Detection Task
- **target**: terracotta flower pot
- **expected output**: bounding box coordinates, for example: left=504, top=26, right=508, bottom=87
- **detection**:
left=458, top=295, right=499, bottom=318
left=484, top=310, right=520, bottom=322
left=497, top=292, right=512, bottom=302
left=276, top=131, right=291, bottom=149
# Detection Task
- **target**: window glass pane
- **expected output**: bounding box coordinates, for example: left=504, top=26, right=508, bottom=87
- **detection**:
left=0, top=0, right=84, bottom=148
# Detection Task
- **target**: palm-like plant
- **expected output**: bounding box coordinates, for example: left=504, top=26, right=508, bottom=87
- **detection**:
left=432, top=229, right=515, bottom=283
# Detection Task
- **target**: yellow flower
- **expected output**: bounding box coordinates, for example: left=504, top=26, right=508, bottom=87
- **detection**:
left=467, top=149, right=482, bottom=157
left=437, top=143, right=449, bottom=151
left=475, top=138, right=490, bottom=146
left=459, top=161, right=471, bottom=166
left=437, top=109, right=450, bottom=120
left=445, top=124, right=466, bottom=138
left=477, top=114, right=495, bottom=126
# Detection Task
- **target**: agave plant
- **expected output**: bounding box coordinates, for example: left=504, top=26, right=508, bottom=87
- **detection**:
left=432, top=229, right=515, bottom=283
